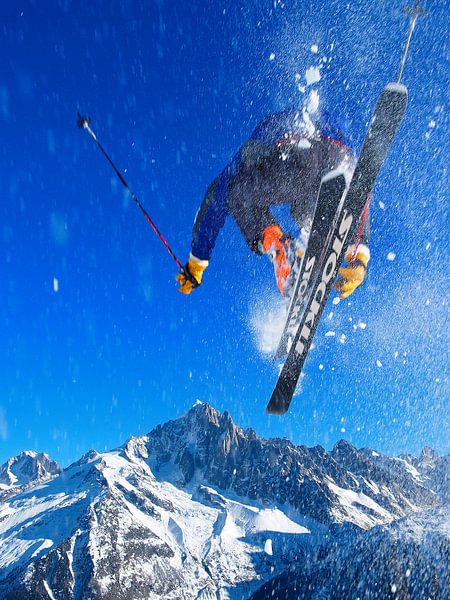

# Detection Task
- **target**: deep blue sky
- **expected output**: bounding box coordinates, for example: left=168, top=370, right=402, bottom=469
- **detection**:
left=1, top=0, right=448, bottom=467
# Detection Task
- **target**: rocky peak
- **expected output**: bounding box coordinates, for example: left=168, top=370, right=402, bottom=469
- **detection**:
left=418, top=446, right=439, bottom=469
left=0, top=405, right=447, bottom=600
left=142, top=404, right=439, bottom=527
left=0, top=450, right=60, bottom=488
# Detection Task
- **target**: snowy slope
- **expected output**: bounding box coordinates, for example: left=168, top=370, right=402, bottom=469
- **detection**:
left=251, top=506, right=450, bottom=600
left=0, top=402, right=447, bottom=599
left=0, top=446, right=308, bottom=599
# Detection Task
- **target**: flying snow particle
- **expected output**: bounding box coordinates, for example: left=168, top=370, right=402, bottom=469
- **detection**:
left=379, top=200, right=385, bottom=209
left=307, top=89, right=320, bottom=114
left=53, top=278, right=59, bottom=292
left=250, top=296, right=287, bottom=355
left=325, top=331, right=335, bottom=337
left=387, top=252, right=396, bottom=261
left=391, top=584, right=397, bottom=594
left=305, top=66, right=321, bottom=86
left=358, top=322, right=367, bottom=330
left=269, top=53, right=276, bottom=61
left=339, top=334, right=346, bottom=344
left=425, top=241, right=431, bottom=250
left=332, top=297, right=340, bottom=306
left=310, top=44, right=318, bottom=54
left=319, top=364, right=324, bottom=370
left=296, top=139, right=312, bottom=149
left=264, top=539, right=273, bottom=555
left=376, top=359, right=383, bottom=368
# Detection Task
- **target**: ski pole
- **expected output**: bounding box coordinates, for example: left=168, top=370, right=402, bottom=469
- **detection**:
left=77, top=114, right=198, bottom=286
left=396, top=1, right=427, bottom=84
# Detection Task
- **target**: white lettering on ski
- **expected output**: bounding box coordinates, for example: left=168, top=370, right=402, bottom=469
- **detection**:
left=295, top=210, right=353, bottom=356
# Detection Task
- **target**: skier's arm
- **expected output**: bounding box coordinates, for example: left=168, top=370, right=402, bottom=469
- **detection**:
left=189, top=112, right=287, bottom=263
left=177, top=154, right=241, bottom=294
left=176, top=177, right=227, bottom=294
left=190, top=174, right=229, bottom=263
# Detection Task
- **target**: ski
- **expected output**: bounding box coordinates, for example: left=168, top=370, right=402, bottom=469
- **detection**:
left=267, top=82, right=408, bottom=415
left=274, top=170, right=348, bottom=360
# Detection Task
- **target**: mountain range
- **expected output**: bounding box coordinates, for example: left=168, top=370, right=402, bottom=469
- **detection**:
left=0, top=401, right=448, bottom=599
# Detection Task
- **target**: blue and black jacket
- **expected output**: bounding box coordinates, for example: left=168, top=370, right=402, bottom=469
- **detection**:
left=191, top=110, right=368, bottom=262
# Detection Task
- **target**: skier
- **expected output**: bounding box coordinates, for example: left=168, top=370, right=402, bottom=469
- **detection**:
left=176, top=110, right=370, bottom=298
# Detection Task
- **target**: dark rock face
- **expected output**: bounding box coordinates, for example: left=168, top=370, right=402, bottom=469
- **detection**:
left=145, top=403, right=439, bottom=527
left=0, top=402, right=448, bottom=600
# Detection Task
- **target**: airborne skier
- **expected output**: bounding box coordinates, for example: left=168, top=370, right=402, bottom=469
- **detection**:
left=176, top=110, right=370, bottom=299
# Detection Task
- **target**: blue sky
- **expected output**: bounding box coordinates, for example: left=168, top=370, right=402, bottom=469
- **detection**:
left=1, top=0, right=448, bottom=467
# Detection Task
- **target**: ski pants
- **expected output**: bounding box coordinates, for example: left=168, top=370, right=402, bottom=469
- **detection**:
left=227, top=138, right=354, bottom=254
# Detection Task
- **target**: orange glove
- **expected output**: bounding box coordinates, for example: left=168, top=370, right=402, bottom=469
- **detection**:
left=335, top=244, right=370, bottom=299
left=176, top=255, right=208, bottom=295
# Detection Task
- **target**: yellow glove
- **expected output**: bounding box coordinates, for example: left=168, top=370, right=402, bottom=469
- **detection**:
left=335, top=244, right=370, bottom=299
left=176, top=254, right=208, bottom=295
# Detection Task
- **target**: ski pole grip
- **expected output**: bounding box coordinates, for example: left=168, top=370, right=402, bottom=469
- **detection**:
left=182, top=267, right=200, bottom=288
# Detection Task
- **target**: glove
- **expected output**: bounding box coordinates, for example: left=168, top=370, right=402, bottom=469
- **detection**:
left=176, top=254, right=208, bottom=295
left=335, top=244, right=370, bottom=299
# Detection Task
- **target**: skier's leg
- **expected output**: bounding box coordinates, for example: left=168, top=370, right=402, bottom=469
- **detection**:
left=227, top=168, right=276, bottom=254
left=228, top=166, right=295, bottom=294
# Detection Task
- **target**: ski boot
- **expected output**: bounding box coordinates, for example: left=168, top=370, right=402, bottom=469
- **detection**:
left=262, top=225, right=303, bottom=296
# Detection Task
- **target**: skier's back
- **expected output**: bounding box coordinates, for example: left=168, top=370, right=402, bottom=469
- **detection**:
left=176, top=109, right=370, bottom=298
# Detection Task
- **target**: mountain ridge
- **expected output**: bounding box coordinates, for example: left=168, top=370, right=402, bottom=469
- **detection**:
left=0, top=402, right=447, bottom=599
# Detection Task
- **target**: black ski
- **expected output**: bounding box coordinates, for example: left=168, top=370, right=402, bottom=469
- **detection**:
left=274, top=170, right=347, bottom=360
left=267, top=82, right=408, bottom=415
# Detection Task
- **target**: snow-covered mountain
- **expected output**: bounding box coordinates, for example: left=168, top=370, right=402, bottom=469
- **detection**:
left=0, top=402, right=448, bottom=599
left=0, top=450, right=60, bottom=494
left=251, top=506, right=450, bottom=600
